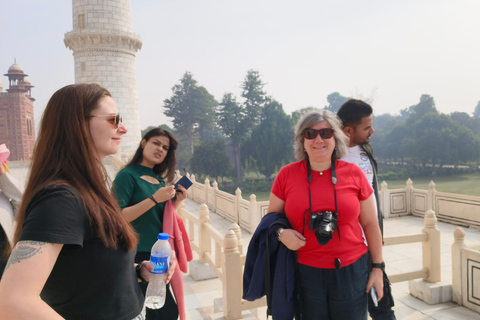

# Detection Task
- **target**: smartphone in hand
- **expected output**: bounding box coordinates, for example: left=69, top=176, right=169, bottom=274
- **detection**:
left=172, top=176, right=193, bottom=201
left=370, top=287, right=378, bottom=307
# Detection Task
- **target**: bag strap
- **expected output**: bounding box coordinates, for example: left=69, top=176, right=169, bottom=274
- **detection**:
left=362, top=145, right=384, bottom=238
left=264, top=223, right=278, bottom=318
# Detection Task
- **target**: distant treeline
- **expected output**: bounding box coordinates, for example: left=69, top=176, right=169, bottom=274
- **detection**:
left=142, top=70, right=480, bottom=186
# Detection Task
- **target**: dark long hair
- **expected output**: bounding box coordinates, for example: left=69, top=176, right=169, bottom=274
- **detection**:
left=12, top=83, right=137, bottom=251
left=126, top=128, right=178, bottom=184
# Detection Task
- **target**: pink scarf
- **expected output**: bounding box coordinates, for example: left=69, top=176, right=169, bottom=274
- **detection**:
left=163, top=200, right=193, bottom=320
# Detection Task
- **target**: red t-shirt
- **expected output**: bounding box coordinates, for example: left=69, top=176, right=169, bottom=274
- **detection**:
left=272, top=160, right=373, bottom=269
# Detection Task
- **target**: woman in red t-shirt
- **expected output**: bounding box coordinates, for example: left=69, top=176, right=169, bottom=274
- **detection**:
left=267, top=109, right=384, bottom=320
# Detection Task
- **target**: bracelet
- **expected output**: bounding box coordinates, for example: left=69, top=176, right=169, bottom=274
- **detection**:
left=135, top=263, right=147, bottom=282
left=149, top=196, right=158, bottom=205
left=277, top=228, right=285, bottom=240
left=372, top=262, right=385, bottom=270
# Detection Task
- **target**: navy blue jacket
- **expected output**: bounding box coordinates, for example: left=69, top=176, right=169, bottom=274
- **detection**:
left=243, top=213, right=296, bottom=320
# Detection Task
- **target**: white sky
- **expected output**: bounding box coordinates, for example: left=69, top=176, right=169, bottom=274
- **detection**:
left=1, top=0, right=480, bottom=130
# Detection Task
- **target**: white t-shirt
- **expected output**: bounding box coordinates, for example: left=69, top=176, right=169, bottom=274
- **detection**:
left=341, top=145, right=376, bottom=245
left=341, top=145, right=374, bottom=189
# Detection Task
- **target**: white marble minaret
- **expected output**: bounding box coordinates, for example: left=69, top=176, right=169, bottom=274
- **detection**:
left=64, top=0, right=142, bottom=160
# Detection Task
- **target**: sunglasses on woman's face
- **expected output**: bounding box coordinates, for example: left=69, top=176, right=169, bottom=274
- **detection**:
left=303, top=128, right=334, bottom=140
left=90, top=113, right=122, bottom=128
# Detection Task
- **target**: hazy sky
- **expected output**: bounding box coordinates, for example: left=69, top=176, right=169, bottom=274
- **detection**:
left=1, top=0, right=479, bottom=130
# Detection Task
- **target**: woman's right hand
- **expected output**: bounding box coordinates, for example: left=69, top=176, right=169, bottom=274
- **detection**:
left=151, top=185, right=176, bottom=203
left=278, top=228, right=306, bottom=251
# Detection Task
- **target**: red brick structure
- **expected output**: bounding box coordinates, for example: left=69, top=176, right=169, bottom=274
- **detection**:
left=0, top=62, right=35, bottom=161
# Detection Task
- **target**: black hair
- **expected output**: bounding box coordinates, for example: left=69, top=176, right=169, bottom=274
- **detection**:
left=126, top=128, right=178, bottom=184
left=337, top=99, right=373, bottom=128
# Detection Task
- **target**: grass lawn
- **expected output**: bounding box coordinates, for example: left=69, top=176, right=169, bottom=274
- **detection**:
left=380, top=173, right=480, bottom=197
left=242, top=173, right=480, bottom=201
left=242, top=191, right=270, bottom=201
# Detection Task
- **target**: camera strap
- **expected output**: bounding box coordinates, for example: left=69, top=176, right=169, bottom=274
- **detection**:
left=305, top=159, right=340, bottom=240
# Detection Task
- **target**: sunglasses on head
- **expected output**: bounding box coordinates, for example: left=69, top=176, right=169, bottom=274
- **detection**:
left=90, top=113, right=122, bottom=128
left=303, top=128, right=334, bottom=140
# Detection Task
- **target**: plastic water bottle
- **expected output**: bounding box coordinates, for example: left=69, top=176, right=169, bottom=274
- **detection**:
left=145, top=233, right=172, bottom=309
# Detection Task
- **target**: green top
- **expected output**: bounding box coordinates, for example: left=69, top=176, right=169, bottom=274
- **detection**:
left=112, top=164, right=166, bottom=252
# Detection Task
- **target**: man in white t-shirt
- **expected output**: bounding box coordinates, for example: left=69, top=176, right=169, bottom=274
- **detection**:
left=337, top=99, right=396, bottom=320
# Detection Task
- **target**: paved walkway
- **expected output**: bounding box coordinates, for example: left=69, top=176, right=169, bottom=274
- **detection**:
left=8, top=165, right=480, bottom=319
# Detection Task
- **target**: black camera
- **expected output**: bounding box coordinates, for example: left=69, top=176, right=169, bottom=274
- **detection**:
left=309, top=211, right=337, bottom=245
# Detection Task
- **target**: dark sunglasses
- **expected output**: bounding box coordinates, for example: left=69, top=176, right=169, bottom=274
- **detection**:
left=90, top=113, right=122, bottom=128
left=303, top=128, right=334, bottom=140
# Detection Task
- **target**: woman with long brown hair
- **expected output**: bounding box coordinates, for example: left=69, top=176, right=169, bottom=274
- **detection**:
left=0, top=84, right=175, bottom=320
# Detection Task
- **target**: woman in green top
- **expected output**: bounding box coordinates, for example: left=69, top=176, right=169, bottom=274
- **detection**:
left=112, top=128, right=188, bottom=320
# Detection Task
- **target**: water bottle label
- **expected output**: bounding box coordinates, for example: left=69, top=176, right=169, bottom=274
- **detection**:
left=150, top=255, right=170, bottom=274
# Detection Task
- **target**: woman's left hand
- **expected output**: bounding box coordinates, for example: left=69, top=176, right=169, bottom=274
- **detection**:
left=139, top=250, right=177, bottom=284
left=366, top=268, right=384, bottom=301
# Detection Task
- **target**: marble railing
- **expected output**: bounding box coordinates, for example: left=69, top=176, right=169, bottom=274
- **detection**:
left=380, top=179, right=480, bottom=228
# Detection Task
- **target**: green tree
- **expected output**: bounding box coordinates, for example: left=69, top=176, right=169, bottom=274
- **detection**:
left=218, top=70, right=268, bottom=181
left=217, top=93, right=247, bottom=181
left=163, top=72, right=217, bottom=159
left=141, top=124, right=173, bottom=138
left=374, top=114, right=403, bottom=133
left=451, top=126, right=480, bottom=167
left=243, top=100, right=293, bottom=178
left=407, top=113, right=455, bottom=168
left=405, top=94, right=438, bottom=126
left=241, top=70, right=266, bottom=125
left=375, top=124, right=408, bottom=163
left=474, top=101, right=480, bottom=118
left=450, top=112, right=478, bottom=134
left=291, top=106, right=317, bottom=125
left=190, top=140, right=231, bottom=181
left=324, top=92, right=349, bottom=113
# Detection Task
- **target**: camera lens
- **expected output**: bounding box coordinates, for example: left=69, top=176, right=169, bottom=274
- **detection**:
left=314, top=211, right=337, bottom=245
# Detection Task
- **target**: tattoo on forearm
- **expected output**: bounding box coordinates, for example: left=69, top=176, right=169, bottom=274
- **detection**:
left=5, top=241, right=48, bottom=271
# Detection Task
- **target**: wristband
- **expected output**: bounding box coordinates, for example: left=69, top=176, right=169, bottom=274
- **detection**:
left=372, top=262, right=385, bottom=270
left=149, top=195, right=158, bottom=205
left=277, top=228, right=285, bottom=240
left=135, top=263, right=147, bottom=282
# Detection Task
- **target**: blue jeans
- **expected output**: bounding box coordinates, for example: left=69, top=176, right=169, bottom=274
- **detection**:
left=297, top=252, right=369, bottom=320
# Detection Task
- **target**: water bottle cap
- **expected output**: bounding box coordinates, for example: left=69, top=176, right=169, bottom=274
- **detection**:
left=158, top=233, right=169, bottom=240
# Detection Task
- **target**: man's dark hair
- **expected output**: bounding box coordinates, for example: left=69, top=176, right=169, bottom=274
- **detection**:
left=337, top=99, right=373, bottom=128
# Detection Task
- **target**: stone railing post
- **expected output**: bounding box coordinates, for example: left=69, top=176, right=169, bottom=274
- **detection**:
left=229, top=223, right=243, bottom=255
left=177, top=197, right=186, bottom=211
left=406, top=178, right=413, bottom=215
left=235, top=187, right=242, bottom=225
left=198, top=204, right=211, bottom=264
left=249, top=194, right=261, bottom=234
left=380, top=181, right=390, bottom=219
left=451, top=227, right=466, bottom=304
left=212, top=180, right=218, bottom=213
left=190, top=174, right=196, bottom=200
left=222, top=230, right=242, bottom=320
left=422, top=210, right=441, bottom=282
left=428, top=181, right=436, bottom=212
left=205, top=178, right=210, bottom=206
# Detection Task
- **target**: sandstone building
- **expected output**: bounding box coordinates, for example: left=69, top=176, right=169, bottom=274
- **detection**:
left=0, top=62, right=35, bottom=161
